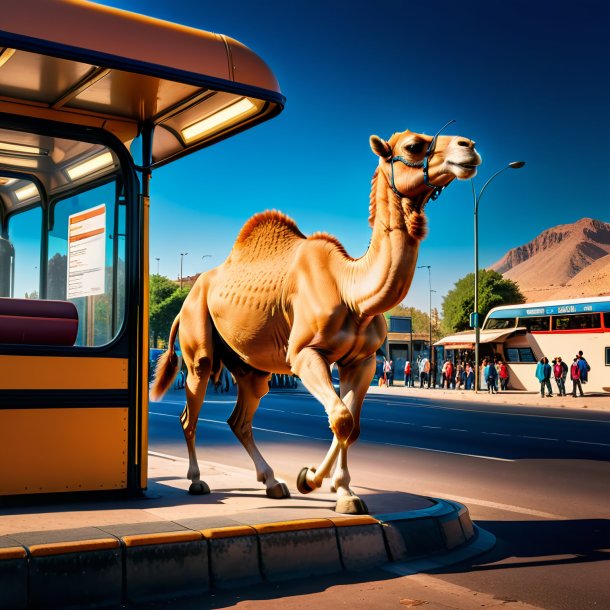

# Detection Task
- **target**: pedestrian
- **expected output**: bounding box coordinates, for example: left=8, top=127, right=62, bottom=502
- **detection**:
left=388, top=359, right=394, bottom=386
left=419, top=356, right=430, bottom=388
left=577, top=350, right=590, bottom=384
left=404, top=360, right=412, bottom=387
left=441, top=360, right=449, bottom=388
left=483, top=358, right=497, bottom=394
left=455, top=361, right=464, bottom=389
left=383, top=357, right=392, bottom=387
left=535, top=356, right=553, bottom=397
left=465, top=362, right=474, bottom=390
left=570, top=357, right=584, bottom=397
left=553, top=356, right=567, bottom=396
left=498, top=360, right=509, bottom=391
left=445, top=360, right=455, bottom=389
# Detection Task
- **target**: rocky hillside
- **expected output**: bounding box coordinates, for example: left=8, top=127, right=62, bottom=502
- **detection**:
left=489, top=218, right=610, bottom=302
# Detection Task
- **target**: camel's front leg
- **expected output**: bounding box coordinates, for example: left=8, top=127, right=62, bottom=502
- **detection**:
left=331, top=354, right=376, bottom=514
left=291, top=347, right=354, bottom=442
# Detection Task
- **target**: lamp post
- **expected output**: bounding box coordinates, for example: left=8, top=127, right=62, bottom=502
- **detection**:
left=155, top=257, right=160, bottom=275
left=472, top=161, right=525, bottom=392
left=179, top=252, right=188, bottom=289
left=417, top=264, right=433, bottom=361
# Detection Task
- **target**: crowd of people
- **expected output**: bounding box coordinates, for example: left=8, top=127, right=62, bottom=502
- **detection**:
left=379, top=349, right=591, bottom=398
left=535, top=350, right=590, bottom=398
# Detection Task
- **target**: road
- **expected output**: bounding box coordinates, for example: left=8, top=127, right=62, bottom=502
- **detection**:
left=148, top=385, right=610, bottom=610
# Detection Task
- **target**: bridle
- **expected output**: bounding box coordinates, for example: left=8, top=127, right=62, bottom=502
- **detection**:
left=389, top=119, right=456, bottom=202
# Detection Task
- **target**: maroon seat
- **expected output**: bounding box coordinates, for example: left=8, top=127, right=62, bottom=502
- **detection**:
left=0, top=298, right=78, bottom=346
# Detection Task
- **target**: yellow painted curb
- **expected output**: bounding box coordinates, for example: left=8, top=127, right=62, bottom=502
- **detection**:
left=0, top=546, right=27, bottom=560
left=122, top=530, right=202, bottom=547
left=201, top=525, right=256, bottom=539
left=327, top=515, right=380, bottom=527
left=29, top=538, right=119, bottom=557
left=253, top=519, right=333, bottom=534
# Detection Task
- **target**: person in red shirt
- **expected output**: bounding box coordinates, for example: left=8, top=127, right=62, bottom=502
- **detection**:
left=499, top=360, right=509, bottom=391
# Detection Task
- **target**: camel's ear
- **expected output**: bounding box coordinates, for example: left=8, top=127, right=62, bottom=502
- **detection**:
left=370, top=135, right=393, bottom=160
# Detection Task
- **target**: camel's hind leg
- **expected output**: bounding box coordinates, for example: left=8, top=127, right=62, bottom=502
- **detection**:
left=181, top=361, right=212, bottom=495
left=228, top=370, right=290, bottom=499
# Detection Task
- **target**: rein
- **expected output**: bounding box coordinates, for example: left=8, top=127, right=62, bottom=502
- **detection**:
left=389, top=119, right=456, bottom=204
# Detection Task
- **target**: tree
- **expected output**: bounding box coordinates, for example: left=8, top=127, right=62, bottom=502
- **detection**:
left=442, top=269, right=525, bottom=333
left=149, top=274, right=190, bottom=347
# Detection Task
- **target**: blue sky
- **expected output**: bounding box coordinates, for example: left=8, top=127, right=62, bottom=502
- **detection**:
left=99, top=0, right=610, bottom=313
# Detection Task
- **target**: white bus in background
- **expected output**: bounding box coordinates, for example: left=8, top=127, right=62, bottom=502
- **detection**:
left=482, top=297, right=610, bottom=393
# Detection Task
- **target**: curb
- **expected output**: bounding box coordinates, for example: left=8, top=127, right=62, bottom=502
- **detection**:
left=0, top=499, right=492, bottom=609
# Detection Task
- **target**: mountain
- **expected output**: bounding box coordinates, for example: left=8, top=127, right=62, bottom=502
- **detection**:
left=489, top=218, right=610, bottom=302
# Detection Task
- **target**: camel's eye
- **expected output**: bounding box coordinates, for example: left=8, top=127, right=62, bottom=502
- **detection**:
left=406, top=142, right=425, bottom=155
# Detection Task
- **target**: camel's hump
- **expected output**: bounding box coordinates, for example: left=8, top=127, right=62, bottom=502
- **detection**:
left=233, top=210, right=306, bottom=250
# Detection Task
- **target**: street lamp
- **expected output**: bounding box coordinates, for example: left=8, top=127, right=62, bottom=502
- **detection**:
left=417, top=264, right=433, bottom=362
left=155, top=257, right=160, bottom=275
left=179, top=252, right=188, bottom=289
left=472, top=161, right=525, bottom=392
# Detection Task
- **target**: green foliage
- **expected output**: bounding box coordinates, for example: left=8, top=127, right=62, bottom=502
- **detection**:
left=149, top=274, right=190, bottom=347
left=442, top=269, right=525, bottom=333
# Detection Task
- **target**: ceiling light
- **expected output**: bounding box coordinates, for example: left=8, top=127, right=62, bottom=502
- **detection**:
left=15, top=183, right=39, bottom=202
left=0, top=48, right=16, bottom=69
left=0, top=141, right=46, bottom=156
left=66, top=151, right=114, bottom=181
left=181, top=98, right=257, bottom=144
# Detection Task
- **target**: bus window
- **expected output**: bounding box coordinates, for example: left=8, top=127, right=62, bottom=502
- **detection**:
left=518, top=316, right=550, bottom=332
left=484, top=317, right=516, bottom=330
left=552, top=314, right=601, bottom=331
left=505, top=347, right=536, bottom=362
left=48, top=179, right=125, bottom=347
left=6, top=203, right=42, bottom=299
left=603, top=312, right=610, bottom=329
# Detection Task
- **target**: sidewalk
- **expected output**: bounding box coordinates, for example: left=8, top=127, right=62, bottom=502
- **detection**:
left=0, top=452, right=491, bottom=609
left=367, top=383, right=610, bottom=412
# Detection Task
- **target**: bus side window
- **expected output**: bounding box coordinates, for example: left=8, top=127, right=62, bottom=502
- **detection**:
left=6, top=206, right=42, bottom=299
left=48, top=180, right=125, bottom=347
left=552, top=314, right=601, bottom=331
left=604, top=313, right=610, bottom=329
left=519, top=316, right=550, bottom=332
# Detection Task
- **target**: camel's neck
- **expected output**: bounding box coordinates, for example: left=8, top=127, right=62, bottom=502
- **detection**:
left=343, top=168, right=424, bottom=317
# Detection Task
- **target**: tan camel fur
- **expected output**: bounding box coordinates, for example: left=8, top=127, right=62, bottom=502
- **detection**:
left=151, top=127, right=481, bottom=514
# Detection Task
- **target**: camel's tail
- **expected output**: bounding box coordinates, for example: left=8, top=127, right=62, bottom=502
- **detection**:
left=150, top=314, right=181, bottom=401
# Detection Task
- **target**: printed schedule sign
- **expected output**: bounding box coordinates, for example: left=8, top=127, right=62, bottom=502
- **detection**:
left=67, top=204, right=106, bottom=299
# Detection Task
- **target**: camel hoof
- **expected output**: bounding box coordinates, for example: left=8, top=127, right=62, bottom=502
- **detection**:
left=296, top=467, right=316, bottom=494
left=266, top=482, right=291, bottom=499
left=335, top=495, right=369, bottom=515
left=188, top=481, right=210, bottom=495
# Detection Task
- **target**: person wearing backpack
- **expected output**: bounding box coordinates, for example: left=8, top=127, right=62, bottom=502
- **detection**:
left=577, top=350, right=590, bottom=383
left=570, top=357, right=584, bottom=397
left=553, top=356, right=567, bottom=396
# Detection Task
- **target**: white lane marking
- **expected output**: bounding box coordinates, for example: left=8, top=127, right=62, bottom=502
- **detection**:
left=377, top=441, right=513, bottom=462
left=149, top=412, right=329, bottom=442
left=151, top=399, right=235, bottom=405
left=251, top=425, right=329, bottom=442
left=422, top=425, right=441, bottom=429
left=149, top=450, right=187, bottom=462
left=424, top=491, right=565, bottom=519
left=259, top=408, right=326, bottom=419
left=521, top=435, right=559, bottom=441
left=567, top=439, right=610, bottom=447
left=482, top=432, right=511, bottom=436
left=451, top=428, right=468, bottom=432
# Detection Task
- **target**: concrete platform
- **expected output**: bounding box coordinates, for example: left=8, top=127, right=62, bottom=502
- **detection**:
left=0, top=453, right=492, bottom=609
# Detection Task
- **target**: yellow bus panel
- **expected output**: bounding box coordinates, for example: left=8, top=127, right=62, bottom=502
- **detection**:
left=0, top=407, right=128, bottom=495
left=0, top=356, right=128, bottom=390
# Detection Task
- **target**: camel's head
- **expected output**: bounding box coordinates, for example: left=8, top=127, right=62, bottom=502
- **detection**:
left=370, top=126, right=481, bottom=206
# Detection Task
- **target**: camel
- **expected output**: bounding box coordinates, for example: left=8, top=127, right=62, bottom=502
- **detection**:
left=151, top=123, right=481, bottom=514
